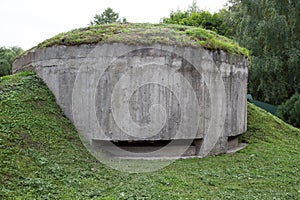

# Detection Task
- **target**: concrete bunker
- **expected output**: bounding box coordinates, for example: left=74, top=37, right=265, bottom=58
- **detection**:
left=13, top=24, right=248, bottom=158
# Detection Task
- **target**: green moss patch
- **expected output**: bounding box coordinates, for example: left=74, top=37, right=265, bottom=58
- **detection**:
left=36, top=23, right=249, bottom=57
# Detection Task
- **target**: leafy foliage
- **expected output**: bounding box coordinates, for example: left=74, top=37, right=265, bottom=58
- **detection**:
left=227, top=0, right=300, bottom=105
left=162, top=2, right=231, bottom=37
left=90, top=7, right=126, bottom=25
left=277, top=93, right=300, bottom=127
left=0, top=46, right=23, bottom=77
left=0, top=59, right=11, bottom=77
left=1, top=72, right=299, bottom=199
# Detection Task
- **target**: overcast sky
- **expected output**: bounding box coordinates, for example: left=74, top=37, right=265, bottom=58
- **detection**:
left=0, top=0, right=227, bottom=50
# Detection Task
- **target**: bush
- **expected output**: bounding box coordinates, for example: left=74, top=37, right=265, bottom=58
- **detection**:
left=0, top=59, right=11, bottom=77
left=277, top=93, right=300, bottom=127
left=0, top=46, right=23, bottom=77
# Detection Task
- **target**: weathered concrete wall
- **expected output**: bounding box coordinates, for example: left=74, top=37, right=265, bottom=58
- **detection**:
left=13, top=43, right=248, bottom=156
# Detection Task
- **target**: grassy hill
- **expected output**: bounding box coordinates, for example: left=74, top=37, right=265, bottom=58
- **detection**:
left=1, top=72, right=299, bottom=199
left=31, top=23, right=248, bottom=57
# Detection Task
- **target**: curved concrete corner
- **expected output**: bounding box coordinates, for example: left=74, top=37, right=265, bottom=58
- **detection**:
left=13, top=43, right=248, bottom=158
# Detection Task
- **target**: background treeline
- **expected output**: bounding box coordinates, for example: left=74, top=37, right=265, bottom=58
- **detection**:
left=0, top=47, right=23, bottom=77
left=163, top=0, right=300, bottom=127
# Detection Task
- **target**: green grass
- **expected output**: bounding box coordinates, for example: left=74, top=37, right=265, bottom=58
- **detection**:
left=1, top=72, right=299, bottom=199
left=33, top=23, right=249, bottom=58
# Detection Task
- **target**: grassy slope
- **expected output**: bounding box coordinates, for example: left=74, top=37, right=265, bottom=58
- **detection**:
left=0, top=72, right=299, bottom=199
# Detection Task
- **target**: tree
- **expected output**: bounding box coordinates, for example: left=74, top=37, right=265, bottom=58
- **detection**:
left=162, top=1, right=231, bottom=37
left=227, top=0, right=300, bottom=105
left=90, top=7, right=126, bottom=25
left=0, top=46, right=23, bottom=77
left=188, top=0, right=200, bottom=13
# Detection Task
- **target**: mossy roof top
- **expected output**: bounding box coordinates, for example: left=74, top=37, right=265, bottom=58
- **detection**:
left=36, top=23, right=248, bottom=57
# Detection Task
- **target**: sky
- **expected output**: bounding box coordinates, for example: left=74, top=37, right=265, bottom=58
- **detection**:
left=0, top=0, right=227, bottom=50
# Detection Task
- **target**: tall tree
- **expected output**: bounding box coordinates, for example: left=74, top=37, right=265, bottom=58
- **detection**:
left=90, top=7, right=126, bottom=25
left=227, top=0, right=300, bottom=105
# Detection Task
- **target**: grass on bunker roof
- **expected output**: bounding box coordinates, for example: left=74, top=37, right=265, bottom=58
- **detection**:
left=35, top=23, right=249, bottom=58
left=1, top=71, right=299, bottom=199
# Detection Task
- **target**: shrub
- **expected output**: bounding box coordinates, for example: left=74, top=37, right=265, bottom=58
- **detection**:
left=0, top=59, right=11, bottom=77
left=277, top=93, right=300, bottom=127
